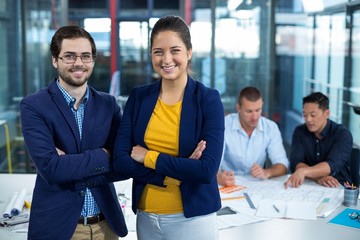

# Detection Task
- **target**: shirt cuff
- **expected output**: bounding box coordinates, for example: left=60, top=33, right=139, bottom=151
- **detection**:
left=164, top=177, right=181, bottom=186
left=144, top=150, right=159, bottom=169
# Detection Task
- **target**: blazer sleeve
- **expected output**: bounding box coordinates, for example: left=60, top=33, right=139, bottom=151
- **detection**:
left=74, top=96, right=130, bottom=190
left=112, top=89, right=166, bottom=186
left=155, top=88, right=225, bottom=184
left=20, top=94, right=122, bottom=186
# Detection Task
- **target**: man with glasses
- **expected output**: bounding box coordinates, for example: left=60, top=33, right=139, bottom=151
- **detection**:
left=20, top=26, right=128, bottom=239
left=284, top=92, right=353, bottom=188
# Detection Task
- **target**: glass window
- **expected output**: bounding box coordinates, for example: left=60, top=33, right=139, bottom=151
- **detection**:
left=350, top=10, right=360, bottom=146
left=328, top=13, right=346, bottom=123
left=119, top=21, right=150, bottom=95
left=191, top=1, right=273, bottom=116
left=304, top=13, right=347, bottom=123
left=0, top=19, right=9, bottom=112
left=312, top=15, right=330, bottom=93
left=302, top=15, right=314, bottom=113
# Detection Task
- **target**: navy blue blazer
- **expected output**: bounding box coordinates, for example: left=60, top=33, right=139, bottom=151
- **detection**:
left=113, top=77, right=224, bottom=218
left=20, top=79, right=128, bottom=240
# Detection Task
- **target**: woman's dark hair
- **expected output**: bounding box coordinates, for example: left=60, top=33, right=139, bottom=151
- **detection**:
left=150, top=15, right=192, bottom=52
left=50, top=25, right=96, bottom=59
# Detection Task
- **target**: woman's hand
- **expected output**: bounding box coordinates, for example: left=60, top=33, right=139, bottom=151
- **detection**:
left=189, top=140, right=206, bottom=159
left=131, top=145, right=148, bottom=164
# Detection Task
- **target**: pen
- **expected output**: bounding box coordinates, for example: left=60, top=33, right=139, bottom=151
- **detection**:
left=273, top=204, right=280, bottom=213
left=243, top=192, right=256, bottom=209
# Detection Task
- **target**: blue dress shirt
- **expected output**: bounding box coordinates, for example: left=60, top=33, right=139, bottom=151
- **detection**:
left=290, top=119, right=352, bottom=183
left=220, top=113, right=289, bottom=175
left=57, top=81, right=100, bottom=217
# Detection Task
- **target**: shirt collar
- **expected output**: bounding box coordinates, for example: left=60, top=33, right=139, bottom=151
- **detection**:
left=319, top=119, right=330, bottom=138
left=231, top=113, right=263, bottom=133
left=56, top=79, right=89, bottom=108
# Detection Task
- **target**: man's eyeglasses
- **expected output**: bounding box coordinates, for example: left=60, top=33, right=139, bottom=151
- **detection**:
left=349, top=211, right=360, bottom=222
left=58, top=53, right=95, bottom=64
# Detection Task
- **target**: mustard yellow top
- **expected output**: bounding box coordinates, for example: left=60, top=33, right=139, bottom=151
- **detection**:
left=138, top=98, right=183, bottom=214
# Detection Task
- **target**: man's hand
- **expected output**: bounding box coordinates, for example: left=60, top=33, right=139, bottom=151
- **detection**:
left=189, top=140, right=206, bottom=159
left=250, top=163, right=270, bottom=179
left=131, top=145, right=148, bottom=164
left=217, top=170, right=235, bottom=187
left=284, top=168, right=306, bottom=189
left=316, top=176, right=340, bottom=188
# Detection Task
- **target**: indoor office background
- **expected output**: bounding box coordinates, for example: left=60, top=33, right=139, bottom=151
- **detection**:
left=0, top=0, right=359, bottom=173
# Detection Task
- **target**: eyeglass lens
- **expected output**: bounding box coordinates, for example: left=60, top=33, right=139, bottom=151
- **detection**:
left=349, top=212, right=360, bottom=221
left=59, top=54, right=94, bottom=63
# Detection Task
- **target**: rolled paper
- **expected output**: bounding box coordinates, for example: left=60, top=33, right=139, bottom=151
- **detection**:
left=11, top=188, right=27, bottom=216
left=3, top=192, right=19, bottom=218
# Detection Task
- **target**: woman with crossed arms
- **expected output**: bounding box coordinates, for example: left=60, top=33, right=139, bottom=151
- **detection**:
left=113, top=15, right=224, bottom=240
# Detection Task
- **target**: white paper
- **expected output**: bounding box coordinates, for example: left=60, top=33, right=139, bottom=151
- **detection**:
left=11, top=188, right=27, bottom=216
left=2, top=188, right=27, bottom=218
left=3, top=192, right=19, bottom=218
left=286, top=201, right=317, bottom=220
left=255, top=200, right=286, bottom=218
left=234, top=176, right=343, bottom=218
left=255, top=199, right=317, bottom=220
left=217, top=211, right=269, bottom=229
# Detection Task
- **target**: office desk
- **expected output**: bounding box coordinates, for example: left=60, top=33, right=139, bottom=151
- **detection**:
left=0, top=174, right=359, bottom=240
left=219, top=208, right=359, bottom=240
left=219, top=175, right=360, bottom=240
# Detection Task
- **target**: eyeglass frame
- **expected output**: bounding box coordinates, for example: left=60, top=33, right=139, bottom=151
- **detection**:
left=57, top=53, right=96, bottom=64
left=349, top=211, right=360, bottom=221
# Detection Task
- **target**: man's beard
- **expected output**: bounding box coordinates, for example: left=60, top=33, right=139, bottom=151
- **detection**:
left=59, top=67, right=89, bottom=87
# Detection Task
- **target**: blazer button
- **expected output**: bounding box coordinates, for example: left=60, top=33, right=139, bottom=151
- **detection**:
left=79, top=190, right=85, bottom=196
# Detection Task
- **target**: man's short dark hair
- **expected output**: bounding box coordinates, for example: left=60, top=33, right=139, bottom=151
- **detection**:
left=238, top=87, right=262, bottom=106
left=50, top=25, right=96, bottom=60
left=303, top=92, right=329, bottom=110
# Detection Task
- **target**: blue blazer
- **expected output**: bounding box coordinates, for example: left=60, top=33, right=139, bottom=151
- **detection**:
left=113, top=77, right=224, bottom=218
left=20, top=80, right=128, bottom=240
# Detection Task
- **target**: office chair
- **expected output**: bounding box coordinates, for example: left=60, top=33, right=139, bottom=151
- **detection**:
left=350, top=147, right=360, bottom=187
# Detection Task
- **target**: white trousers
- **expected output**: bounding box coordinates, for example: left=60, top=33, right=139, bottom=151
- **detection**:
left=136, top=210, right=218, bottom=240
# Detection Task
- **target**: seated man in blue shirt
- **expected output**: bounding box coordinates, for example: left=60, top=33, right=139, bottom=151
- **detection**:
left=217, top=87, right=289, bottom=186
left=284, top=92, right=353, bottom=188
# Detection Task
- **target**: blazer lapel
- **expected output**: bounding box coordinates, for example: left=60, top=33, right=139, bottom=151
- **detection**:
left=135, top=82, right=160, bottom=146
left=48, top=80, right=82, bottom=150
left=179, top=77, right=198, bottom=156
left=81, top=89, right=96, bottom=150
